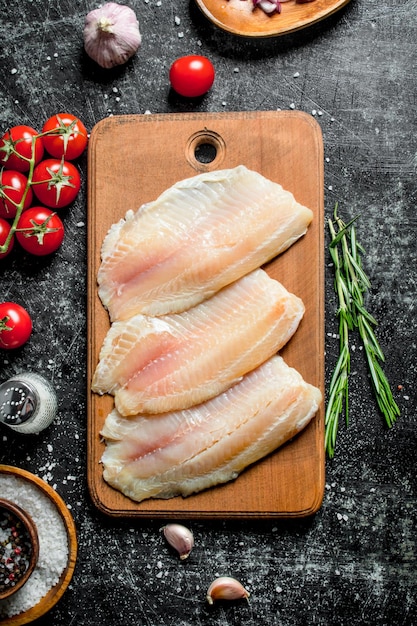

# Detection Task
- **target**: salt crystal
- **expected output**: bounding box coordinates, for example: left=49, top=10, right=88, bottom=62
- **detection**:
left=293, top=71, right=300, bottom=78
left=10, top=68, right=17, bottom=75
left=178, top=32, right=184, bottom=38
left=175, top=15, right=181, bottom=25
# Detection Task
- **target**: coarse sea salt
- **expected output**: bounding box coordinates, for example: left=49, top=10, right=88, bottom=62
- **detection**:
left=0, top=474, right=69, bottom=618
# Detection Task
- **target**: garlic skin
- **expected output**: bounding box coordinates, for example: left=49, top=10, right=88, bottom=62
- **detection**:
left=83, top=3, right=141, bottom=69
left=161, top=523, right=194, bottom=560
left=206, top=577, right=250, bottom=605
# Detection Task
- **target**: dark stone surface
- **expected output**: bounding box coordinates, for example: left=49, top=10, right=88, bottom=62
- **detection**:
left=0, top=1, right=416, bottom=624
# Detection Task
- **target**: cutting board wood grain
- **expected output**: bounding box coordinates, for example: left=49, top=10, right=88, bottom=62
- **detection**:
left=87, top=111, right=325, bottom=519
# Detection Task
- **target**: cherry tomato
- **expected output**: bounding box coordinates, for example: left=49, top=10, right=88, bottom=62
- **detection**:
left=169, top=55, right=215, bottom=98
left=0, top=302, right=32, bottom=349
left=15, top=207, right=64, bottom=256
left=0, top=170, right=33, bottom=219
left=42, top=113, right=88, bottom=160
left=31, top=158, right=81, bottom=209
left=0, top=125, right=44, bottom=173
left=0, top=218, right=14, bottom=259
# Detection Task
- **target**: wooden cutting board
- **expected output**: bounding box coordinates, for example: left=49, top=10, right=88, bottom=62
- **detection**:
left=87, top=111, right=325, bottom=519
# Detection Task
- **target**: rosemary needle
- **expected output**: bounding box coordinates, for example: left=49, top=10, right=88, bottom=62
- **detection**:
left=325, top=204, right=400, bottom=458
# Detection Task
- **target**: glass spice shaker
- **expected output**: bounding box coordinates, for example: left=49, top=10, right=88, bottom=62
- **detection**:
left=0, top=372, right=58, bottom=434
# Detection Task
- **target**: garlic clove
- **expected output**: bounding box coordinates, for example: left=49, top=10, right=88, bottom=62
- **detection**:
left=161, top=523, right=194, bottom=560
left=83, top=2, right=142, bottom=69
left=206, top=576, right=250, bottom=605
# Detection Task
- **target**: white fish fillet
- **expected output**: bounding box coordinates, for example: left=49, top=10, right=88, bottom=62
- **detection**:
left=92, top=269, right=305, bottom=416
left=97, top=165, right=313, bottom=320
left=100, top=356, right=322, bottom=503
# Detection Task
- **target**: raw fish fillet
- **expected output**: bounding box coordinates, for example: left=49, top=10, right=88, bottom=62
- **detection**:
left=100, top=356, right=322, bottom=503
left=92, top=269, right=305, bottom=416
left=97, top=165, right=313, bottom=320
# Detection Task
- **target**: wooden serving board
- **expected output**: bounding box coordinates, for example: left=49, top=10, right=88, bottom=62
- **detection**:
left=87, top=111, right=325, bottom=519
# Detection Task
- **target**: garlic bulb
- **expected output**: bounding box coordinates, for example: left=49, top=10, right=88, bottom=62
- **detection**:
left=206, top=577, right=250, bottom=605
left=83, top=2, right=142, bottom=69
left=161, top=524, right=194, bottom=560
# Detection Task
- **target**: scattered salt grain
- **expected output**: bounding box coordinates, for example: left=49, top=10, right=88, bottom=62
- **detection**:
left=293, top=71, right=299, bottom=78
left=0, top=474, right=68, bottom=619
left=174, top=15, right=181, bottom=25
left=178, top=32, right=184, bottom=38
left=289, top=103, right=295, bottom=109
left=10, top=68, right=17, bottom=75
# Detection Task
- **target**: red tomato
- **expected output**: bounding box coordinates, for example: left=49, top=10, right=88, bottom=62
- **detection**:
left=15, top=207, right=64, bottom=256
left=0, top=302, right=32, bottom=349
left=0, top=125, right=44, bottom=172
left=42, top=113, right=88, bottom=160
left=169, top=55, right=215, bottom=98
left=0, top=218, right=14, bottom=259
left=0, top=170, right=33, bottom=219
left=31, top=158, right=81, bottom=208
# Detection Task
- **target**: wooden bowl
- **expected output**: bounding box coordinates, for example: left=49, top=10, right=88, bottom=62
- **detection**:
left=0, top=466, right=77, bottom=625
left=0, top=498, right=39, bottom=600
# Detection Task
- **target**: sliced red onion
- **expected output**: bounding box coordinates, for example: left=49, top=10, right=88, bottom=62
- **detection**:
left=253, top=0, right=282, bottom=15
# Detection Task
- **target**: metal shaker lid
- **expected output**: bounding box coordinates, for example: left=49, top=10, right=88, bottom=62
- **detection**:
left=0, top=379, right=39, bottom=426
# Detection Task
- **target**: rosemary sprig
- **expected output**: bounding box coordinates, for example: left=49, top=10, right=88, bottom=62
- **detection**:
left=325, top=204, right=400, bottom=458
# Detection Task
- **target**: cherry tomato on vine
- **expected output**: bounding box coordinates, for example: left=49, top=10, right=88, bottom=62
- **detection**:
left=42, top=113, right=88, bottom=160
left=0, top=218, right=14, bottom=259
left=0, top=302, right=32, bottom=349
left=32, top=158, right=81, bottom=209
left=0, top=169, right=33, bottom=219
left=16, top=207, right=64, bottom=256
left=169, top=55, right=215, bottom=98
left=0, top=125, right=44, bottom=173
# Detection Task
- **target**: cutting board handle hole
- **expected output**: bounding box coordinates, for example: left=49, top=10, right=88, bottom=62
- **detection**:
left=186, top=129, right=225, bottom=171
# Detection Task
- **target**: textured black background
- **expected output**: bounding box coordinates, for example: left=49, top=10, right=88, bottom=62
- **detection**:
left=1, top=1, right=416, bottom=624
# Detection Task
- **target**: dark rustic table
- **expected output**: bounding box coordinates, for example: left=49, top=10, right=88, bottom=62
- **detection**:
left=1, top=1, right=416, bottom=624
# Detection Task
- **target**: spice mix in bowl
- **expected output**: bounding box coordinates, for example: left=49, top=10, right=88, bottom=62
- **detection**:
left=0, top=498, right=39, bottom=600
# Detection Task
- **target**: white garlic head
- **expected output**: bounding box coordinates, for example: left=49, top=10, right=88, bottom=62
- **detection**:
left=83, top=2, right=142, bottom=69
